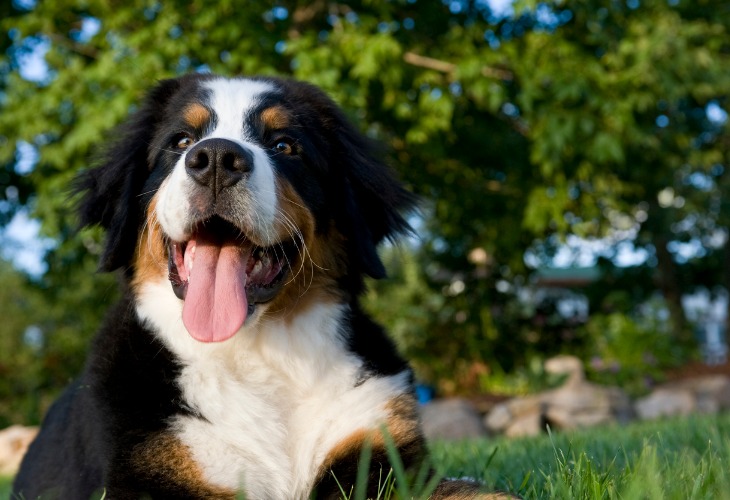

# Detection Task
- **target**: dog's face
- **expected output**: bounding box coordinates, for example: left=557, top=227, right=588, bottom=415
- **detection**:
left=78, top=74, right=413, bottom=342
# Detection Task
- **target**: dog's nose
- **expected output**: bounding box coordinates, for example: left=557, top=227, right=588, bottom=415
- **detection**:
left=185, top=138, right=254, bottom=193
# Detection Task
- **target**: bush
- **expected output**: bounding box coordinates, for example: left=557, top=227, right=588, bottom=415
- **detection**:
left=578, top=307, right=687, bottom=395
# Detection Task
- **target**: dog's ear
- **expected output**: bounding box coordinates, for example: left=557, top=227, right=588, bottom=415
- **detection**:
left=76, top=78, right=181, bottom=272
left=334, top=123, right=417, bottom=279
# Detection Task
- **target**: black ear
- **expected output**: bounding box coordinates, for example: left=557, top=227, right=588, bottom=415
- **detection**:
left=75, top=78, right=181, bottom=272
left=335, top=125, right=417, bottom=279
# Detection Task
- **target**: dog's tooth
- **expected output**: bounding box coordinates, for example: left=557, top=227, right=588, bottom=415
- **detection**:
left=252, top=260, right=263, bottom=276
left=186, top=244, right=195, bottom=273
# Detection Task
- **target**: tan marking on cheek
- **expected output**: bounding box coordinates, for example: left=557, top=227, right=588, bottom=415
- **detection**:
left=265, top=179, right=348, bottom=318
left=183, top=103, right=211, bottom=129
left=132, top=195, right=168, bottom=291
left=261, top=105, right=291, bottom=130
left=131, top=433, right=236, bottom=498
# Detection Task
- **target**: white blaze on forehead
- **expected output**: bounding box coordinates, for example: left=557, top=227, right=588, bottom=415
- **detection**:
left=199, top=77, right=280, bottom=244
left=204, top=78, right=275, bottom=140
left=155, top=77, right=282, bottom=247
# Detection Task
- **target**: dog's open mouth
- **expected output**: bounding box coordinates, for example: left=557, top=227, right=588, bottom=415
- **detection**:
left=167, top=217, right=292, bottom=343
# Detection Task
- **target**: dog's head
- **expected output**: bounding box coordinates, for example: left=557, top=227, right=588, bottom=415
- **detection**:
left=77, top=74, right=414, bottom=342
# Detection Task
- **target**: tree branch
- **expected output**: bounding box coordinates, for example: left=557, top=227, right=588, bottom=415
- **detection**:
left=403, top=51, right=513, bottom=81
left=47, top=33, right=99, bottom=59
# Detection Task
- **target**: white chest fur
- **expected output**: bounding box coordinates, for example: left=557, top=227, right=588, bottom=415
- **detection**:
left=135, top=279, right=411, bottom=499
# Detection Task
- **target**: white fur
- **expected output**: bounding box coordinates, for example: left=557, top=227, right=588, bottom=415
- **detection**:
left=155, top=77, right=279, bottom=245
left=135, top=278, right=411, bottom=499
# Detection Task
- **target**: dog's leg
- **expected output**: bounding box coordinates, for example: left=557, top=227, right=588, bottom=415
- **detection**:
left=432, top=478, right=520, bottom=499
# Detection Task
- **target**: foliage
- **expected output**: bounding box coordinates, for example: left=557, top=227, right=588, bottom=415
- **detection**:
left=0, top=254, right=114, bottom=426
left=579, top=309, right=681, bottom=396
left=0, top=0, right=729, bottom=409
left=0, top=259, right=44, bottom=427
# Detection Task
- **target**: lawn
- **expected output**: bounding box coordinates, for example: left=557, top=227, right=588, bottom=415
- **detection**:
left=431, top=412, right=730, bottom=499
left=2, top=413, right=729, bottom=499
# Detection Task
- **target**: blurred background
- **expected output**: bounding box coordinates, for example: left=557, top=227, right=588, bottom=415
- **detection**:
left=0, top=0, right=728, bottom=428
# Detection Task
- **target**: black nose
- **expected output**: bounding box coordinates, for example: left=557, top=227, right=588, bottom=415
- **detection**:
left=185, top=138, right=254, bottom=193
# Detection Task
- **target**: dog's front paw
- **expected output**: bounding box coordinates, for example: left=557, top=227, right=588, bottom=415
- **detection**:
left=431, top=478, right=520, bottom=499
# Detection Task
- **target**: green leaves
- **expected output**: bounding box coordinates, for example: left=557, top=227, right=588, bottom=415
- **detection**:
left=0, top=0, right=728, bottom=402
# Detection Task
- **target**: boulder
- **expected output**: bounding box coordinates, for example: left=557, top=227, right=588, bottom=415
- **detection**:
left=483, top=356, right=633, bottom=436
left=483, top=402, right=512, bottom=433
left=544, top=355, right=585, bottom=384
left=420, top=398, right=487, bottom=440
left=668, top=375, right=730, bottom=412
left=504, top=412, right=544, bottom=438
left=0, top=425, right=38, bottom=475
left=634, top=388, right=696, bottom=420
left=483, top=395, right=543, bottom=434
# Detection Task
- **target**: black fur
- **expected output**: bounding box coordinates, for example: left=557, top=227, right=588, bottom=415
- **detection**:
left=75, top=78, right=183, bottom=273
left=14, top=295, right=193, bottom=498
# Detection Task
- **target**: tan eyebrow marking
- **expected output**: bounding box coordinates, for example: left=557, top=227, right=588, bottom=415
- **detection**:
left=261, top=105, right=291, bottom=130
left=182, top=103, right=211, bottom=129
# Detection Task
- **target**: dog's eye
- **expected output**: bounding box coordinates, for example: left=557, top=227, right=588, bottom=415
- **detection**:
left=272, top=140, right=294, bottom=156
left=175, top=135, right=195, bottom=150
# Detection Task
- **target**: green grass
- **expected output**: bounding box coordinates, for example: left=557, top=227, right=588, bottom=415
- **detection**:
left=1, top=475, right=11, bottom=497
left=430, top=412, right=730, bottom=499
left=3, top=413, right=730, bottom=499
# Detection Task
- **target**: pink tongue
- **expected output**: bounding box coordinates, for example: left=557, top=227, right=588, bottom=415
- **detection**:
left=182, top=236, right=249, bottom=342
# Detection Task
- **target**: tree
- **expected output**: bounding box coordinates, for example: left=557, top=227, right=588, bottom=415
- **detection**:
left=505, top=0, right=730, bottom=344
left=0, top=1, right=728, bottom=409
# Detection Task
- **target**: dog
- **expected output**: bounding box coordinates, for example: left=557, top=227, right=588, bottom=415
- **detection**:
left=13, top=74, right=505, bottom=499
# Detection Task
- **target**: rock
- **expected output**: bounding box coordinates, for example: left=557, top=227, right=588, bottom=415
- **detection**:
left=634, top=375, right=730, bottom=418
left=483, top=356, right=634, bottom=436
left=545, top=406, right=612, bottom=429
left=669, top=375, right=730, bottom=411
left=468, top=393, right=510, bottom=415
left=544, top=355, right=585, bottom=384
left=504, top=412, right=544, bottom=437
left=635, top=388, right=696, bottom=420
left=483, top=395, right=543, bottom=434
left=420, top=398, right=487, bottom=440
left=0, top=425, right=38, bottom=475
left=543, top=382, right=632, bottom=430
left=484, top=402, right=512, bottom=433
left=506, top=395, right=543, bottom=418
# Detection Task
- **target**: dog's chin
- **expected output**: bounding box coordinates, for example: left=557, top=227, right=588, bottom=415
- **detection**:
left=165, top=216, right=294, bottom=342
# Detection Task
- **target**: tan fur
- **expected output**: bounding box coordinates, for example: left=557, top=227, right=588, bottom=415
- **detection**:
left=261, top=105, right=291, bottom=130
left=131, top=433, right=236, bottom=499
left=320, top=427, right=373, bottom=472
left=266, top=178, right=347, bottom=320
left=183, top=103, right=211, bottom=129
left=384, top=394, right=422, bottom=444
left=132, top=196, right=167, bottom=291
left=432, top=480, right=519, bottom=499
left=319, top=393, right=423, bottom=474
left=319, top=394, right=518, bottom=499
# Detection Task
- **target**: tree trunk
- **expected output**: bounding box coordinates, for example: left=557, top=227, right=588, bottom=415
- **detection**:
left=653, top=235, right=691, bottom=344
left=723, top=237, right=730, bottom=337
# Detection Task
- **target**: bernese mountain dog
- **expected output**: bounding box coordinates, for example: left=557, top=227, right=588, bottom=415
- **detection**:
left=13, top=74, right=506, bottom=499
